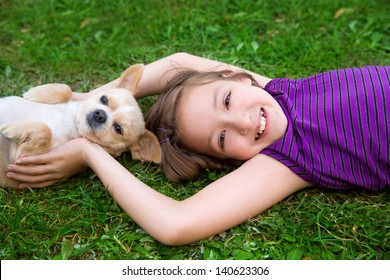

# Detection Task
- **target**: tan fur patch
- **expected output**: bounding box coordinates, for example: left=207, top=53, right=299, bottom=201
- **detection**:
left=0, top=121, right=52, bottom=188
left=23, top=84, right=72, bottom=104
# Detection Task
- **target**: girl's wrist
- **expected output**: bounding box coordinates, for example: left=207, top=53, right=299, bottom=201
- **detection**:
left=81, top=139, right=106, bottom=165
left=76, top=138, right=96, bottom=164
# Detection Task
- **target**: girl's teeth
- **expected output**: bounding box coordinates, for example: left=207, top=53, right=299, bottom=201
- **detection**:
left=255, top=108, right=267, bottom=140
left=259, top=116, right=266, bottom=134
left=256, top=108, right=267, bottom=140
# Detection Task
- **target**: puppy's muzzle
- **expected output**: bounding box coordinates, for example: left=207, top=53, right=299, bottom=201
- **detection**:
left=87, top=109, right=107, bottom=131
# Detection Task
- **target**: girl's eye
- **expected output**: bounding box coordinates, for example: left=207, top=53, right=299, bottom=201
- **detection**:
left=113, top=123, right=123, bottom=135
left=100, top=95, right=109, bottom=105
left=219, top=130, right=226, bottom=149
left=224, top=92, right=231, bottom=109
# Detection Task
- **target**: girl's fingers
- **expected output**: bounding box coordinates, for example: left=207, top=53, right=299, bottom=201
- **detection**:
left=15, top=153, right=56, bottom=165
left=7, top=163, right=53, bottom=176
left=6, top=171, right=59, bottom=184
left=5, top=139, right=90, bottom=188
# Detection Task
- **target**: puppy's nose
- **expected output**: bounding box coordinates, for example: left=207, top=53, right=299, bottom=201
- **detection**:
left=93, top=109, right=107, bottom=123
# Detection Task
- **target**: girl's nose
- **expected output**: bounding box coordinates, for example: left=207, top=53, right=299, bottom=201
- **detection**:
left=231, top=112, right=251, bottom=135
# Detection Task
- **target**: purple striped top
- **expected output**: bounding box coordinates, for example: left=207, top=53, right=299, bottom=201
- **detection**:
left=261, top=66, right=390, bottom=191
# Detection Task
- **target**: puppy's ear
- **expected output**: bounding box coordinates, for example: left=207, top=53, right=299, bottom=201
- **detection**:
left=130, top=129, right=161, bottom=163
left=115, top=64, right=144, bottom=94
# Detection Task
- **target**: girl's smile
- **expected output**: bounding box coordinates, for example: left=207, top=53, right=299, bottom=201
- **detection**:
left=255, top=107, right=268, bottom=141
left=176, top=78, right=287, bottom=160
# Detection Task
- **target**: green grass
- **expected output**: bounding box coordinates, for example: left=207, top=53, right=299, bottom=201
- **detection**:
left=0, top=0, right=389, bottom=260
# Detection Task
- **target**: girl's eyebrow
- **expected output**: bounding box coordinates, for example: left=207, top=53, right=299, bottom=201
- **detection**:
left=207, top=132, right=221, bottom=157
left=207, top=131, right=214, bottom=152
left=213, top=85, right=222, bottom=111
left=207, top=85, right=225, bottom=153
left=213, top=84, right=226, bottom=110
left=213, top=89, right=217, bottom=111
left=209, top=86, right=223, bottom=154
left=209, top=91, right=217, bottom=152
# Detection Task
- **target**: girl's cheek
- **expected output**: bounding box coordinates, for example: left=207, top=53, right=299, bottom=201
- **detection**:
left=232, top=146, right=253, bottom=161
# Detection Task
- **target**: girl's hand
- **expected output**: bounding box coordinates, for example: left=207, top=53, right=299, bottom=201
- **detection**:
left=6, top=138, right=92, bottom=188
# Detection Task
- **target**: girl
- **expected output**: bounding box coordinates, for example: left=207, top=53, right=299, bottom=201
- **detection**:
left=5, top=52, right=389, bottom=246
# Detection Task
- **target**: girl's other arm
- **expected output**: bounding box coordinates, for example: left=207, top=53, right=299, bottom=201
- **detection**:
left=73, top=52, right=271, bottom=100
left=136, top=52, right=272, bottom=98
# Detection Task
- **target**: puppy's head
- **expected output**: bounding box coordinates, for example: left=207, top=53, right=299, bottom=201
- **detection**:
left=77, top=64, right=161, bottom=163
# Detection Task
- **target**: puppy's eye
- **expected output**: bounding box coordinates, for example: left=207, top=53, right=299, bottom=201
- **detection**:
left=113, top=123, right=123, bottom=135
left=100, top=95, right=109, bottom=105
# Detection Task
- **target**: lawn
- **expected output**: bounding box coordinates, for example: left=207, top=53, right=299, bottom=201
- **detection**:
left=0, top=0, right=389, bottom=260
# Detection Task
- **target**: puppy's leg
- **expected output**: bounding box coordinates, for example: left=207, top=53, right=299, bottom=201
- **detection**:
left=23, top=84, right=72, bottom=104
left=0, top=121, right=52, bottom=160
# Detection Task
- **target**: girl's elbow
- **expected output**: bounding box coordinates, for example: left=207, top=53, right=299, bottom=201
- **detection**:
left=169, top=52, right=192, bottom=61
left=154, top=220, right=196, bottom=246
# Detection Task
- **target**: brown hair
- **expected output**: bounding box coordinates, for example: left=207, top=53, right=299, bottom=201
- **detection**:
left=146, top=68, right=260, bottom=183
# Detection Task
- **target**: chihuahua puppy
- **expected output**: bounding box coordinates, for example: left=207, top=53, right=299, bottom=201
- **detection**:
left=0, top=64, right=161, bottom=188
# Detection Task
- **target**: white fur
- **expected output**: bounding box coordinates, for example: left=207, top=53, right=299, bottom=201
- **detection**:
left=0, top=96, right=81, bottom=147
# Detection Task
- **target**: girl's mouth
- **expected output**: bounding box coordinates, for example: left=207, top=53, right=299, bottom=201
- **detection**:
left=255, top=108, right=266, bottom=141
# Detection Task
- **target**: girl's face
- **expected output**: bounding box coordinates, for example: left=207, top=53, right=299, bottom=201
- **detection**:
left=176, top=78, right=287, bottom=160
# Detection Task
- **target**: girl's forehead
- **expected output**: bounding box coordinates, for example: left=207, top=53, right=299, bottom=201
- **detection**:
left=186, top=79, right=218, bottom=91
left=181, top=81, right=221, bottom=107
left=185, top=79, right=229, bottom=95
left=176, top=82, right=218, bottom=132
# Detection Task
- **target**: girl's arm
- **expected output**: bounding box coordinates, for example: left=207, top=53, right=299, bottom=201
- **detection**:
left=8, top=138, right=309, bottom=245
left=86, top=139, right=310, bottom=245
left=135, top=52, right=272, bottom=97
left=73, top=52, right=271, bottom=100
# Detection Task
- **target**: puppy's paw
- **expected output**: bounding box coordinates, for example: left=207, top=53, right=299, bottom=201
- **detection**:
left=0, top=123, right=23, bottom=141
left=0, top=121, right=52, bottom=159
left=23, top=84, right=72, bottom=104
left=0, top=121, right=51, bottom=143
left=0, top=123, right=37, bottom=143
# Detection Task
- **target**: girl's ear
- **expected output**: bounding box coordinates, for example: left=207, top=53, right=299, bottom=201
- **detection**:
left=220, top=70, right=252, bottom=85
left=236, top=76, right=253, bottom=85
left=220, top=70, right=234, bottom=78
